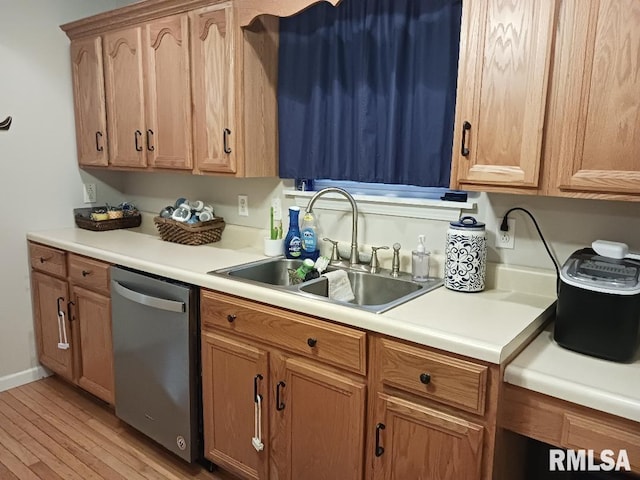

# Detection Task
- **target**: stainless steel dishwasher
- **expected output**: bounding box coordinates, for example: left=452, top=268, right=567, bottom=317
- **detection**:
left=110, top=266, right=200, bottom=463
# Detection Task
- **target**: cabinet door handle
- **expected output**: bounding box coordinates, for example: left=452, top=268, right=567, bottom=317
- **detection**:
left=227, top=314, right=236, bottom=323
left=375, top=423, right=385, bottom=457
left=67, top=301, right=75, bottom=321
left=135, top=130, right=143, bottom=152
left=461, top=121, right=471, bottom=157
left=96, top=131, right=104, bottom=152
left=276, top=381, right=286, bottom=411
left=223, top=128, right=231, bottom=154
left=254, top=374, right=263, bottom=403
left=146, top=129, right=155, bottom=151
left=419, top=373, right=431, bottom=385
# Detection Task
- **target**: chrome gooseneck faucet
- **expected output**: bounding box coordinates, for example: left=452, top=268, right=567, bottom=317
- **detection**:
left=306, top=187, right=360, bottom=267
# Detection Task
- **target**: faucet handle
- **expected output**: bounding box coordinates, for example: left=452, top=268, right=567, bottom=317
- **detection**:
left=391, top=243, right=401, bottom=277
left=322, top=238, right=341, bottom=262
left=370, top=246, right=389, bottom=274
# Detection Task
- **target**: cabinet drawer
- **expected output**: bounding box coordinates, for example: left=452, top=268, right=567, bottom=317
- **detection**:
left=68, top=254, right=110, bottom=294
left=29, top=243, right=67, bottom=278
left=377, top=337, right=488, bottom=415
left=201, top=290, right=367, bottom=375
left=561, top=414, right=640, bottom=472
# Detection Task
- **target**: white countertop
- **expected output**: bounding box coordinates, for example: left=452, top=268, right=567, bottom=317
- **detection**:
left=505, top=324, right=640, bottom=422
left=27, top=226, right=556, bottom=364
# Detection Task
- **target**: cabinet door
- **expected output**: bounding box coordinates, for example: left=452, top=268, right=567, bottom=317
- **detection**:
left=72, top=286, right=114, bottom=404
left=103, top=26, right=147, bottom=168
left=371, top=394, right=484, bottom=480
left=144, top=14, right=193, bottom=170
left=31, top=272, right=73, bottom=381
left=451, top=0, right=556, bottom=188
left=190, top=3, right=237, bottom=174
left=70, top=36, right=108, bottom=167
left=201, top=332, right=269, bottom=480
left=272, top=355, right=366, bottom=480
left=551, top=0, right=640, bottom=195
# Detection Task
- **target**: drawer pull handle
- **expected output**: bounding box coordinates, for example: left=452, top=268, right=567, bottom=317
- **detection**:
left=419, top=373, right=431, bottom=385
left=227, top=314, right=236, bottom=323
left=81, top=270, right=91, bottom=277
left=375, top=423, right=385, bottom=457
left=276, top=381, right=286, bottom=411
left=39, top=256, right=52, bottom=263
left=307, top=337, right=317, bottom=348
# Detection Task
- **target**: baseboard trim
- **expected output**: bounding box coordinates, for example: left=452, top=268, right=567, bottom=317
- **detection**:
left=0, top=366, right=52, bottom=392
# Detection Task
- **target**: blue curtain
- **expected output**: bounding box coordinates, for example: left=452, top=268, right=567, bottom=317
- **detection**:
left=278, top=0, right=462, bottom=187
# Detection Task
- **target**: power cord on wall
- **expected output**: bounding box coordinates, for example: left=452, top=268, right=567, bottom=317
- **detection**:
left=500, top=207, right=560, bottom=295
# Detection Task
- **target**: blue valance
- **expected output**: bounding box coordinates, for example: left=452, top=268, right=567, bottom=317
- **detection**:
left=278, top=0, right=462, bottom=187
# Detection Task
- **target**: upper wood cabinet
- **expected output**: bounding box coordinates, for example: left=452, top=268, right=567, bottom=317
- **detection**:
left=103, top=26, right=147, bottom=168
left=70, top=36, right=108, bottom=167
left=545, top=0, right=640, bottom=198
left=450, top=0, right=557, bottom=190
left=103, top=14, right=192, bottom=170
left=190, top=4, right=237, bottom=174
left=451, top=0, right=640, bottom=201
left=191, top=3, right=278, bottom=177
left=62, top=0, right=277, bottom=177
left=144, top=14, right=193, bottom=170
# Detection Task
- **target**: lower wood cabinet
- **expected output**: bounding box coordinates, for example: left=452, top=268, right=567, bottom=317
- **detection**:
left=72, top=285, right=114, bottom=404
left=371, top=393, right=484, bottom=480
left=28, top=242, right=114, bottom=404
left=31, top=270, right=74, bottom=381
left=201, top=290, right=367, bottom=480
left=201, top=290, right=499, bottom=480
left=274, top=355, right=366, bottom=480
left=202, top=331, right=269, bottom=480
left=366, top=335, right=497, bottom=480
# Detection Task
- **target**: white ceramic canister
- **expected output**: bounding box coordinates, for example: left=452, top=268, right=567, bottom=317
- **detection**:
left=445, top=216, right=487, bottom=292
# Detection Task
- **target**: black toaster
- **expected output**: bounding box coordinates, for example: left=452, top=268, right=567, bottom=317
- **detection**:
left=554, top=248, right=640, bottom=363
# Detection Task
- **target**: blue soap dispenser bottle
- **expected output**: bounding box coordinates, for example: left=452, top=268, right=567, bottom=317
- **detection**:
left=284, top=206, right=302, bottom=258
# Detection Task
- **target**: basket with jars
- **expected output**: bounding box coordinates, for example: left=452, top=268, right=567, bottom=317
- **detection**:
left=154, top=199, right=225, bottom=246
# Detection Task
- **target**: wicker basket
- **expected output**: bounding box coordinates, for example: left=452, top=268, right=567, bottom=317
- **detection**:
left=74, top=208, right=141, bottom=231
left=154, top=216, right=225, bottom=245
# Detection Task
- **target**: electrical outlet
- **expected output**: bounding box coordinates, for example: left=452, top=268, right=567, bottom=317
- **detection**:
left=83, top=183, right=97, bottom=203
left=496, top=218, right=516, bottom=249
left=238, top=194, right=249, bottom=216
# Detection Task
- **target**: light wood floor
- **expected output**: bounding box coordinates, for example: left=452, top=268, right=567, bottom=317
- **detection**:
left=0, top=376, right=236, bottom=480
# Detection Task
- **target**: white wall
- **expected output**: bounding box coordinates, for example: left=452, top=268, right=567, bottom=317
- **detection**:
left=0, top=0, right=128, bottom=383
left=118, top=173, right=640, bottom=277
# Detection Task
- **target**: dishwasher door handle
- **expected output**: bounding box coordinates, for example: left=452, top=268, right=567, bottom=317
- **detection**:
left=112, top=281, right=186, bottom=313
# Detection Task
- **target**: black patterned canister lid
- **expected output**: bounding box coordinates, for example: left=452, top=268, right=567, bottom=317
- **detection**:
left=449, top=216, right=485, bottom=230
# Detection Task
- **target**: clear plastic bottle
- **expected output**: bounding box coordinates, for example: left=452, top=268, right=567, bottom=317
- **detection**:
left=412, top=235, right=430, bottom=282
left=300, top=211, right=318, bottom=255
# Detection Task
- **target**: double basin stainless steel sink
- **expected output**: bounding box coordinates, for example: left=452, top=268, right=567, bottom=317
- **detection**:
left=209, top=257, right=442, bottom=314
